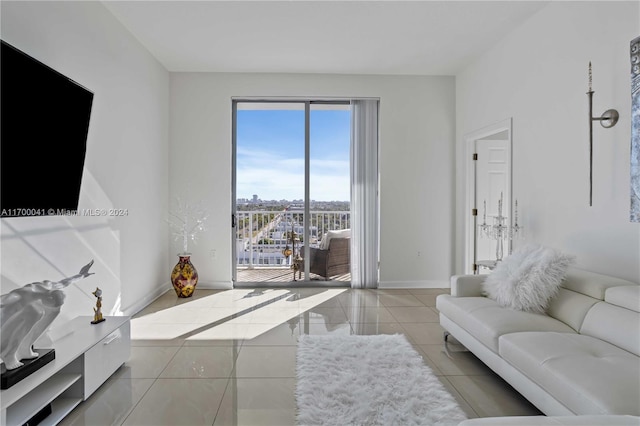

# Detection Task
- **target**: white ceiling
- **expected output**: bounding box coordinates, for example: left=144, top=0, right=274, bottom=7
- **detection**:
left=102, top=1, right=550, bottom=75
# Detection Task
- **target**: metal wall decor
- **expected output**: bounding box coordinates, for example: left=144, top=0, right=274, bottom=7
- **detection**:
left=587, top=62, right=620, bottom=206
left=631, top=36, right=640, bottom=222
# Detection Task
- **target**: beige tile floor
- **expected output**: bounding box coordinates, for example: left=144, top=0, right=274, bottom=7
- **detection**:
left=60, top=287, right=542, bottom=426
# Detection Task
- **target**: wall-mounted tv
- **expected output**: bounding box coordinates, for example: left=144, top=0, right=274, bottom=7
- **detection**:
left=1, top=40, right=94, bottom=218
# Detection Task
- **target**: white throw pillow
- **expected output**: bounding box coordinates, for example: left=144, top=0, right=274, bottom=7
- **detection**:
left=482, top=244, right=575, bottom=314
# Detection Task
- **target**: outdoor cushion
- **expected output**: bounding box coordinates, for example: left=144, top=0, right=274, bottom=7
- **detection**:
left=318, top=228, right=351, bottom=250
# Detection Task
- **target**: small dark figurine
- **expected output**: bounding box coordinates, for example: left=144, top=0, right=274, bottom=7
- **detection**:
left=91, top=287, right=105, bottom=324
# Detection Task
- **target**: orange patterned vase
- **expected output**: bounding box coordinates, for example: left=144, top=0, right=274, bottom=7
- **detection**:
left=171, top=254, right=198, bottom=298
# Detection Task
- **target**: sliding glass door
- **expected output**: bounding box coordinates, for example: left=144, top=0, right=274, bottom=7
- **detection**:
left=232, top=100, right=351, bottom=286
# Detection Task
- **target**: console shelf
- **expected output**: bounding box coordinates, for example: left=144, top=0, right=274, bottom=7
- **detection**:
left=7, top=373, right=82, bottom=426
left=1, top=316, right=130, bottom=426
left=40, top=397, right=84, bottom=426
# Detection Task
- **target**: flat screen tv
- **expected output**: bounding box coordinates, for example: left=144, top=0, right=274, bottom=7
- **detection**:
left=1, top=40, right=94, bottom=218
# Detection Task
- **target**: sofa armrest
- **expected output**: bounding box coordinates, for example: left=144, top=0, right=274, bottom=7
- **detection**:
left=450, top=274, right=486, bottom=297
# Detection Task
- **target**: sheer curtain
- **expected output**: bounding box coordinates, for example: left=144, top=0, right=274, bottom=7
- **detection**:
left=350, top=99, right=380, bottom=289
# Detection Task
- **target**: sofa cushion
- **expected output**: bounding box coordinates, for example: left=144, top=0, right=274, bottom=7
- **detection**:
left=561, top=269, right=638, bottom=300
left=499, top=332, right=640, bottom=415
left=605, top=285, right=640, bottom=313
left=580, top=301, right=640, bottom=356
left=436, top=295, right=575, bottom=353
left=545, top=287, right=599, bottom=332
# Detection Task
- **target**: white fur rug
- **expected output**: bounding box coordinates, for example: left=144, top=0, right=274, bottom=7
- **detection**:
left=295, top=334, right=468, bottom=426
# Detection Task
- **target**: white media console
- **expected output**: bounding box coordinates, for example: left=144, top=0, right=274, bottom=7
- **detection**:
left=1, top=316, right=131, bottom=426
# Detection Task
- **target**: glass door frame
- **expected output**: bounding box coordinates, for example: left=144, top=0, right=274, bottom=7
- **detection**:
left=231, top=98, right=351, bottom=286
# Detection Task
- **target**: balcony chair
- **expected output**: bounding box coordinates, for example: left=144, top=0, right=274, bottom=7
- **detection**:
left=308, top=230, right=351, bottom=280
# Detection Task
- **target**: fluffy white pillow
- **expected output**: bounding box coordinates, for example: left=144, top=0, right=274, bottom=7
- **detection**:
left=482, top=244, right=575, bottom=314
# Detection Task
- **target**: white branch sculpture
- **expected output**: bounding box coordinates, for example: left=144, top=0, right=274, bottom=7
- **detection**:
left=167, top=197, right=210, bottom=254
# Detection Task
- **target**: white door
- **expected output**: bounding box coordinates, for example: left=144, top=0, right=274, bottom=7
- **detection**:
left=475, top=139, right=510, bottom=264
left=464, top=119, right=512, bottom=275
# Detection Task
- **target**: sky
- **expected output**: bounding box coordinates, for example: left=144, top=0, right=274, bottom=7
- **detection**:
left=236, top=107, right=351, bottom=202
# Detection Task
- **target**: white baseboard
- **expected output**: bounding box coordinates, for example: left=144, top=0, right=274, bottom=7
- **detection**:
left=195, top=280, right=234, bottom=290
left=123, top=283, right=170, bottom=317
left=379, top=279, right=449, bottom=289
left=122, top=281, right=233, bottom=317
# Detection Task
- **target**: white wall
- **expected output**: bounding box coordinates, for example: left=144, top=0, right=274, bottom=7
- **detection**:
left=456, top=1, right=640, bottom=282
left=170, top=73, right=456, bottom=288
left=0, top=1, right=170, bottom=331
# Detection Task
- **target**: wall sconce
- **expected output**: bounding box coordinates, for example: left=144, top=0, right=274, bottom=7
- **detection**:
left=587, top=61, right=619, bottom=206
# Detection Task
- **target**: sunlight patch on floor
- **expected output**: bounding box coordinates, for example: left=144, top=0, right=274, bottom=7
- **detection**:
left=130, top=289, right=290, bottom=340
left=130, top=288, right=347, bottom=341
left=185, top=288, right=347, bottom=341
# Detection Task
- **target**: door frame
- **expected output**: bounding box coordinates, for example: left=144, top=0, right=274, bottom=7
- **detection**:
left=464, top=118, right=513, bottom=274
left=231, top=98, right=352, bottom=286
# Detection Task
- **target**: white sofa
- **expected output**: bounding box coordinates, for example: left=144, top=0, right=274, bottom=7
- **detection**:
left=435, top=268, right=640, bottom=418
left=459, top=415, right=640, bottom=425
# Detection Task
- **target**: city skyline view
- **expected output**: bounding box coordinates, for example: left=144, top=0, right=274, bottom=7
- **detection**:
left=236, top=106, right=351, bottom=202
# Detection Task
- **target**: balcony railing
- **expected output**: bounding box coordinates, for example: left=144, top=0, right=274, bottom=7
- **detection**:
left=236, top=210, right=350, bottom=268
